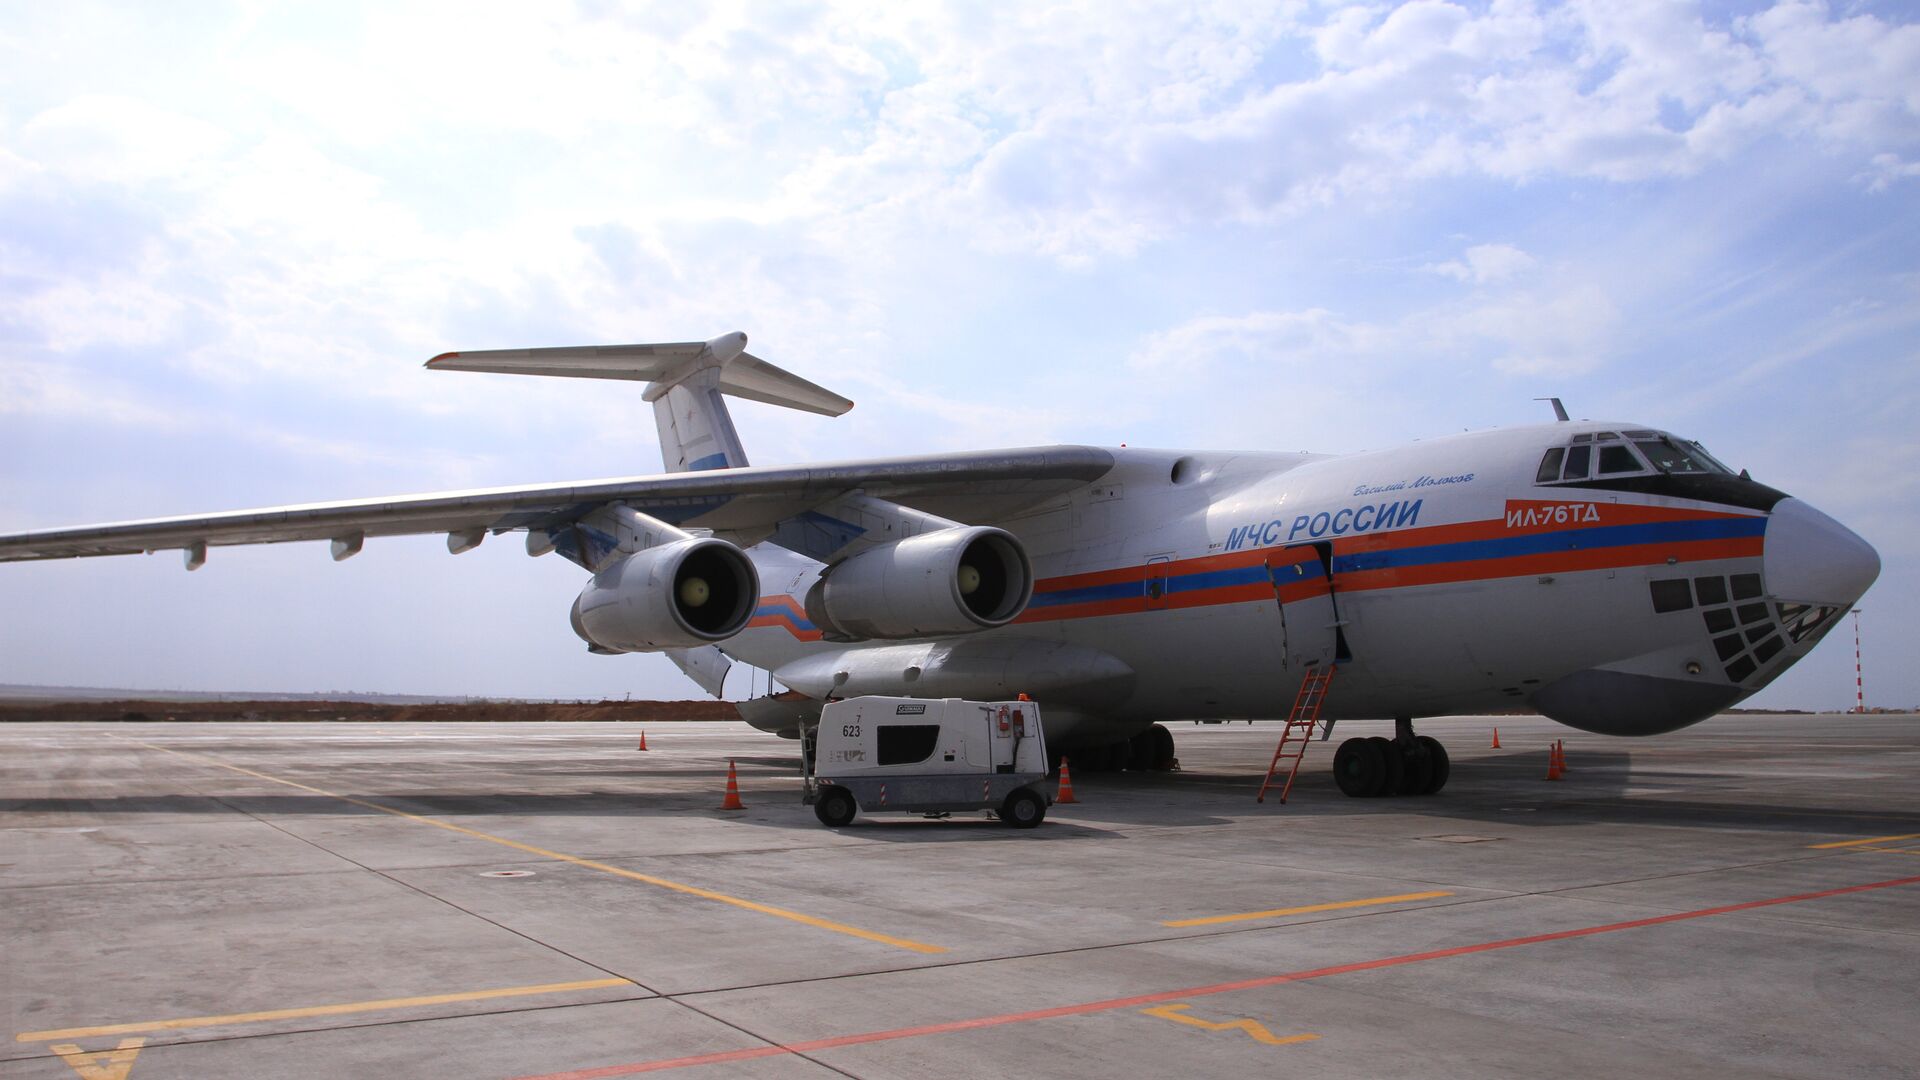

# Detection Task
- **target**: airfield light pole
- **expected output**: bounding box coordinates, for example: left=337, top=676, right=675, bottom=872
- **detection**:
left=1852, top=608, right=1865, bottom=714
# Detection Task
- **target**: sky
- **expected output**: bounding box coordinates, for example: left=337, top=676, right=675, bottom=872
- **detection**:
left=1, top=0, right=1915, bottom=710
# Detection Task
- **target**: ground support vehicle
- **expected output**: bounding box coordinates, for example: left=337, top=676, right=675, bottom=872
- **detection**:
left=802, top=696, right=1051, bottom=828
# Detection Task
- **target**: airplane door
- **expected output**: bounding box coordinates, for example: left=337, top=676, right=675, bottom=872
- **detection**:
left=1266, top=543, right=1347, bottom=670
left=1144, top=555, right=1171, bottom=611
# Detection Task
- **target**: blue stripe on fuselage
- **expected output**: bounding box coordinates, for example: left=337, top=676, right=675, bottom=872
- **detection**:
left=1331, top=516, right=1766, bottom=574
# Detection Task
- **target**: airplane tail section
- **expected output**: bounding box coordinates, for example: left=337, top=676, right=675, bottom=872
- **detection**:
left=427, top=332, right=854, bottom=472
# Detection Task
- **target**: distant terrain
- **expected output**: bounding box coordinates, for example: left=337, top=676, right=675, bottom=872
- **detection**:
left=0, top=685, right=740, bottom=723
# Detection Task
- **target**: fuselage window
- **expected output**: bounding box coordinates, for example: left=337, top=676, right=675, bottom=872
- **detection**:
left=1535, top=448, right=1565, bottom=483
left=1561, top=444, right=1592, bottom=481
left=1597, top=444, right=1642, bottom=476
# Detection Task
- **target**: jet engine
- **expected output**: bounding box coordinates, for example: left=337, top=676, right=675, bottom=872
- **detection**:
left=805, top=526, right=1032, bottom=641
left=570, top=538, right=759, bottom=652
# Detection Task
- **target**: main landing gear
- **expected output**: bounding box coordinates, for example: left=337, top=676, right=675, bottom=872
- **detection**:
left=1057, top=723, right=1179, bottom=773
left=1332, top=716, right=1449, bottom=798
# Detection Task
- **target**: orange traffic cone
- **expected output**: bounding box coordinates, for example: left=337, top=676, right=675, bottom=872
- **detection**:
left=637, top=730, right=649, bottom=751
left=720, top=760, right=745, bottom=810
left=1490, top=728, right=1502, bottom=749
left=1056, top=758, right=1079, bottom=804
left=1545, top=744, right=1562, bottom=781
left=1556, top=740, right=1568, bottom=772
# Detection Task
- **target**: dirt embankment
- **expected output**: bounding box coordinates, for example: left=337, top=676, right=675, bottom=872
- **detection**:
left=0, top=699, right=744, bottom=723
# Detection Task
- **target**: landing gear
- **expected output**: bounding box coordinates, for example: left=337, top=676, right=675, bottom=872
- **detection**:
left=1333, top=719, right=1449, bottom=798
left=1063, top=723, right=1179, bottom=773
left=1126, top=724, right=1177, bottom=770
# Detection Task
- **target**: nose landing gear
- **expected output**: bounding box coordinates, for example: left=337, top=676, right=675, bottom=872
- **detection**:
left=1332, top=717, right=1449, bottom=797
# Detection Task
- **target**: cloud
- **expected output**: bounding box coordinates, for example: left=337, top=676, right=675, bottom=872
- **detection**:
left=1860, top=152, right=1920, bottom=192
left=1429, top=242, right=1537, bottom=284
left=1455, top=284, right=1622, bottom=376
left=1129, top=308, right=1389, bottom=372
left=0, top=360, right=186, bottom=430
left=18, top=94, right=230, bottom=182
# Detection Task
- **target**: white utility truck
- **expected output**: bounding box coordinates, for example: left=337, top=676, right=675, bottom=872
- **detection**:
left=802, top=696, right=1052, bottom=828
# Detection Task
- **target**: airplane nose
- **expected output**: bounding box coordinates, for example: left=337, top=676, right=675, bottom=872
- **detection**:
left=1764, top=498, right=1880, bottom=605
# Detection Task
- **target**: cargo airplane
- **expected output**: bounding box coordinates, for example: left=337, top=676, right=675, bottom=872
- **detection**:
left=0, top=334, right=1880, bottom=796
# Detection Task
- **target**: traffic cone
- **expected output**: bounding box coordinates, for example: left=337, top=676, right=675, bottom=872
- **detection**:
left=720, top=760, right=745, bottom=810
left=637, top=730, right=649, bottom=751
left=1056, top=758, right=1079, bottom=804
left=1556, top=740, right=1568, bottom=772
left=1490, top=728, right=1502, bottom=749
left=1545, top=744, right=1562, bottom=781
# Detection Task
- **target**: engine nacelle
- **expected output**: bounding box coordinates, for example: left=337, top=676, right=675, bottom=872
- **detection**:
left=805, top=527, right=1032, bottom=641
left=570, top=538, right=759, bottom=652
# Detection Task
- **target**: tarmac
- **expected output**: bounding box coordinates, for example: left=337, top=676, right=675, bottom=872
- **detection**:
left=3, top=713, right=1918, bottom=1079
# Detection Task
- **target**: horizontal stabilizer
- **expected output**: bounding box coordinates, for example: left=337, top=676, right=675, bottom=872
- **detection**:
left=427, top=332, right=853, bottom=417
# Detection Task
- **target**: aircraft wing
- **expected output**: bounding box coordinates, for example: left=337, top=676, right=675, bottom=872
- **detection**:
left=0, top=447, right=1114, bottom=565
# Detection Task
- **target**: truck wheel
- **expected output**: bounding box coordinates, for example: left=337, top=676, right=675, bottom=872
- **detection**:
left=1001, top=787, right=1046, bottom=829
left=814, top=787, right=857, bottom=827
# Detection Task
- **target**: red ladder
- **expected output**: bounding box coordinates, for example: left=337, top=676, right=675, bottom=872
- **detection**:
left=1257, top=664, right=1338, bottom=804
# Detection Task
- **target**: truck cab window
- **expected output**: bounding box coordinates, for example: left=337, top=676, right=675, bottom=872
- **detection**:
left=876, top=724, right=941, bottom=766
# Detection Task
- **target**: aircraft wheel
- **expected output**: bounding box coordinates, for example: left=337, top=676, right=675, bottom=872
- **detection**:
left=814, top=786, right=857, bottom=828
left=1398, top=742, right=1434, bottom=795
left=1125, top=731, right=1154, bottom=770
left=1367, top=737, right=1403, bottom=797
left=1001, top=787, right=1047, bottom=829
left=1333, top=737, right=1386, bottom=797
left=1149, top=724, right=1177, bottom=770
left=1417, top=736, right=1450, bottom=795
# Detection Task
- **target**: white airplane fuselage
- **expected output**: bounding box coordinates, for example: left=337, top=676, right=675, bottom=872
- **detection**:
left=721, top=421, right=1876, bottom=746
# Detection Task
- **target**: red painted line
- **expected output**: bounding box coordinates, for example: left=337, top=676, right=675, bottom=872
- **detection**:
left=511, top=874, right=1920, bottom=1079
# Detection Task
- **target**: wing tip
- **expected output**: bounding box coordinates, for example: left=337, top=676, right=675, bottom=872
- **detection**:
left=425, top=352, right=460, bottom=368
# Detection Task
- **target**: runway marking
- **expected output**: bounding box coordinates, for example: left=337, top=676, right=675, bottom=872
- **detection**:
left=1809, top=832, right=1920, bottom=849
left=509, top=872, right=1920, bottom=1079
left=16, top=978, right=636, bottom=1043
left=49, top=1038, right=144, bottom=1080
left=1138, top=1003, right=1318, bottom=1047
left=120, top=740, right=948, bottom=955
left=1162, top=890, right=1454, bottom=927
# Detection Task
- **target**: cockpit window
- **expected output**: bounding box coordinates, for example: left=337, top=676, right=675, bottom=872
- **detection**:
left=1597, top=444, right=1642, bottom=476
left=1633, top=436, right=1728, bottom=475
left=1561, top=444, right=1591, bottom=481
left=1535, top=447, right=1565, bottom=483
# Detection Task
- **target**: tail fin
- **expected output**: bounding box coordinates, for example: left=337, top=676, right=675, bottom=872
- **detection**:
left=426, top=332, right=853, bottom=472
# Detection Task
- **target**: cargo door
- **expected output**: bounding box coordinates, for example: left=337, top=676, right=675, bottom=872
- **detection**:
left=1266, top=542, right=1349, bottom=671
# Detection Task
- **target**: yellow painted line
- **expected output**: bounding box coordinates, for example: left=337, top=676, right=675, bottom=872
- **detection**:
left=123, top=740, right=948, bottom=955
left=17, top=978, right=632, bottom=1042
left=1140, top=1003, right=1319, bottom=1047
left=1809, top=833, right=1920, bottom=849
left=1163, top=890, right=1454, bottom=928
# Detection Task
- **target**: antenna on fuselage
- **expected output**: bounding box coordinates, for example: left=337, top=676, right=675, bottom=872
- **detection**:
left=1535, top=397, right=1570, bottom=422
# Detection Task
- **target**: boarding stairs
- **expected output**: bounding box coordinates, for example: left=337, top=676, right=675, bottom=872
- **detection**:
left=1256, top=665, right=1337, bottom=804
